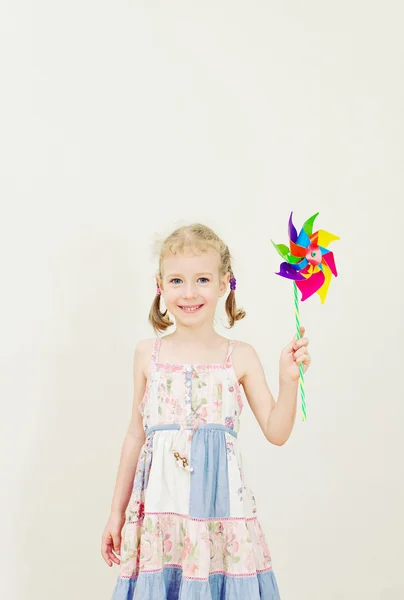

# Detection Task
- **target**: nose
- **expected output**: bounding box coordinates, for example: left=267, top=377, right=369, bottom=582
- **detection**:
left=182, top=283, right=197, bottom=299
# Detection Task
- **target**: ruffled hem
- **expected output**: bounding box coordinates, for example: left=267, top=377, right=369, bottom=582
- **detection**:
left=112, top=566, right=280, bottom=599
left=119, top=513, right=273, bottom=578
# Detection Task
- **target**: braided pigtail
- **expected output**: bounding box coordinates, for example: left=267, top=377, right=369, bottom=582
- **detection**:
left=148, top=285, right=173, bottom=333
left=224, top=271, right=246, bottom=328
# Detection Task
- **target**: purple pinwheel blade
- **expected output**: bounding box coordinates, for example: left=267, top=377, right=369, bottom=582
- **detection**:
left=276, top=262, right=306, bottom=280
left=288, top=212, right=298, bottom=243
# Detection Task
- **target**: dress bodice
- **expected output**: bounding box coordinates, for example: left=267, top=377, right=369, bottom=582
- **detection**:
left=138, top=337, right=244, bottom=433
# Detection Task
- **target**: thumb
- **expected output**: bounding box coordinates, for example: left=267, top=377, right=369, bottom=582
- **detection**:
left=289, top=333, right=298, bottom=349
left=284, top=337, right=296, bottom=354
left=289, top=334, right=302, bottom=351
left=291, top=326, right=305, bottom=345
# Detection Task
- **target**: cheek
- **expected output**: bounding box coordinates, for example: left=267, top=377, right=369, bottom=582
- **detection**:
left=201, top=289, right=219, bottom=303
left=164, top=289, right=178, bottom=302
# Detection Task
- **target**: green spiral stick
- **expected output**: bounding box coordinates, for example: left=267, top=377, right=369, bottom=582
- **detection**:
left=293, top=281, right=306, bottom=421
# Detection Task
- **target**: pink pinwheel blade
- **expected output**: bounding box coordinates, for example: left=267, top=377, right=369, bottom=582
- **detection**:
left=295, top=270, right=325, bottom=301
left=322, top=251, right=338, bottom=277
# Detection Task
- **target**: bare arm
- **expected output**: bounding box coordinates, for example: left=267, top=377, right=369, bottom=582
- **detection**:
left=235, top=342, right=298, bottom=446
left=108, top=340, right=149, bottom=517
left=101, top=340, right=154, bottom=566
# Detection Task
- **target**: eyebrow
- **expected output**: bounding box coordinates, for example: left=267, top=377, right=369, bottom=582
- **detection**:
left=166, top=272, right=214, bottom=277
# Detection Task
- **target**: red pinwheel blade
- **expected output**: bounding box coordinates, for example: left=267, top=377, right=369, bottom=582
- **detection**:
left=289, top=240, right=307, bottom=257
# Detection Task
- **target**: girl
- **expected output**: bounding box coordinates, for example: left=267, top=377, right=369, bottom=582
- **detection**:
left=102, top=223, right=311, bottom=600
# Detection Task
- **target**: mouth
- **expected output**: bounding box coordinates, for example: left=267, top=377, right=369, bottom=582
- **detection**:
left=178, top=304, right=204, bottom=314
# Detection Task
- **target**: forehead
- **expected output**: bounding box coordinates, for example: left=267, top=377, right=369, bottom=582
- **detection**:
left=162, top=248, right=220, bottom=276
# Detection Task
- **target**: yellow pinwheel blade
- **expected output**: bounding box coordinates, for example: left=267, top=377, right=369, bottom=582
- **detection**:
left=317, top=229, right=340, bottom=248
left=317, top=263, right=332, bottom=303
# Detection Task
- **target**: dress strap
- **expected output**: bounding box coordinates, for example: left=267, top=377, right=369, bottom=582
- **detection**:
left=151, top=337, right=162, bottom=366
left=225, top=339, right=236, bottom=365
left=138, top=338, right=161, bottom=417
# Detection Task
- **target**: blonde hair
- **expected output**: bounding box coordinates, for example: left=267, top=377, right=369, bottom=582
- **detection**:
left=148, top=223, right=246, bottom=333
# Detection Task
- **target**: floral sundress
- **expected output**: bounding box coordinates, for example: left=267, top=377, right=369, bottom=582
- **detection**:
left=112, top=337, right=281, bottom=599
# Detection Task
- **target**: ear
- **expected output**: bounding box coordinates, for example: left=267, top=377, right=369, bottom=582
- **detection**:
left=219, top=272, right=230, bottom=297
left=155, top=273, right=163, bottom=292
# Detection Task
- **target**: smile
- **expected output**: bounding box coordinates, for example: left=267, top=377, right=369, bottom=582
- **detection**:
left=178, top=304, right=204, bottom=313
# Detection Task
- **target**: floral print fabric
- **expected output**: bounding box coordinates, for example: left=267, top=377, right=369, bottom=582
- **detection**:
left=112, top=338, right=280, bottom=599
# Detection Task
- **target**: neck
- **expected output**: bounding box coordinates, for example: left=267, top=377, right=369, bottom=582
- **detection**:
left=169, top=322, right=220, bottom=345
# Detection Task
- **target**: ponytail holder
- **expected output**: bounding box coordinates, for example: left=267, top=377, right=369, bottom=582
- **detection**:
left=230, top=274, right=237, bottom=291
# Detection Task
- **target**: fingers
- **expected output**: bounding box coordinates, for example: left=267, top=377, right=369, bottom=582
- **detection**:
left=101, top=537, right=113, bottom=566
left=294, top=346, right=310, bottom=362
left=293, top=347, right=311, bottom=371
left=113, top=535, right=121, bottom=557
left=101, top=534, right=121, bottom=566
left=288, top=326, right=311, bottom=371
left=292, top=337, right=309, bottom=352
left=110, top=550, right=121, bottom=565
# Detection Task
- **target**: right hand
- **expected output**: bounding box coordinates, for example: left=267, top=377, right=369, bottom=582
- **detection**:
left=101, top=511, right=126, bottom=566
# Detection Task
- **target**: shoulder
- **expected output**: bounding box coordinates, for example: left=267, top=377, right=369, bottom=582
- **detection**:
left=231, top=340, right=259, bottom=358
left=133, top=338, right=158, bottom=377
left=230, top=340, right=261, bottom=381
left=135, top=337, right=157, bottom=355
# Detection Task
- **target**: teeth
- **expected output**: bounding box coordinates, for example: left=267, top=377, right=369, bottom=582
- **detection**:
left=181, top=305, right=201, bottom=312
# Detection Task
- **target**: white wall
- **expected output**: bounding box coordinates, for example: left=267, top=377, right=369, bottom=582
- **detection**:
left=1, top=1, right=403, bottom=598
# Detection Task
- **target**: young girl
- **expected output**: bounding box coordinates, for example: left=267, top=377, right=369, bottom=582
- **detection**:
left=102, top=223, right=311, bottom=600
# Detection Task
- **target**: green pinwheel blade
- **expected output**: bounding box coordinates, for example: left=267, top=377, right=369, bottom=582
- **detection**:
left=302, top=212, right=320, bottom=237
left=271, top=240, right=303, bottom=264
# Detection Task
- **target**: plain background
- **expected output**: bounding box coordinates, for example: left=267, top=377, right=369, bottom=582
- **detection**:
left=1, top=1, right=403, bottom=598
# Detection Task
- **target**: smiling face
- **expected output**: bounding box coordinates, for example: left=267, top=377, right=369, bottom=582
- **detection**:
left=158, top=248, right=229, bottom=328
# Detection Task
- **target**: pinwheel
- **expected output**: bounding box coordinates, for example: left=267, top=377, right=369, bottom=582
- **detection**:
left=271, top=211, right=339, bottom=421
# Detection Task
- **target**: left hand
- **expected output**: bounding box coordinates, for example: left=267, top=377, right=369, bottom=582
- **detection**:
left=279, top=326, right=311, bottom=383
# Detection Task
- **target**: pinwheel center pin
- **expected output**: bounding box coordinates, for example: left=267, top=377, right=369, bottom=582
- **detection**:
left=307, top=244, right=322, bottom=266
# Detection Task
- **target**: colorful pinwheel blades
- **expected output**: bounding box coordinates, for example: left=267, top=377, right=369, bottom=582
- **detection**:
left=271, top=212, right=339, bottom=303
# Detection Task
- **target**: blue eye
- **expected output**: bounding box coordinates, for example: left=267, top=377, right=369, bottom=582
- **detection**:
left=169, top=277, right=209, bottom=284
